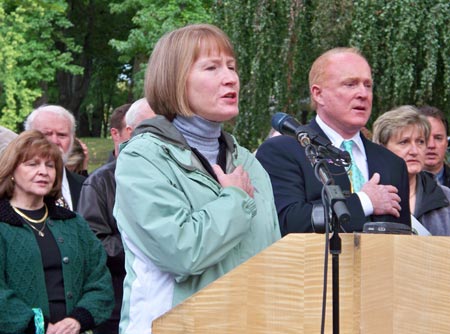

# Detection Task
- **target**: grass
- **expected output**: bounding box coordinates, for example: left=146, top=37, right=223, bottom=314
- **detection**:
left=80, top=136, right=450, bottom=173
left=80, top=137, right=113, bottom=173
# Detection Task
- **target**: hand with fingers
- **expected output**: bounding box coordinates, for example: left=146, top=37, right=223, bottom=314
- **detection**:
left=212, top=164, right=254, bottom=198
left=361, top=173, right=402, bottom=217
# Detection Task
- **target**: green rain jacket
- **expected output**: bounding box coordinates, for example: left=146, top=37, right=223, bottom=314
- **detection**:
left=114, top=116, right=280, bottom=334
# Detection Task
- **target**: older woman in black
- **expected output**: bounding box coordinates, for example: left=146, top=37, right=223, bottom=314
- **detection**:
left=0, top=130, right=113, bottom=334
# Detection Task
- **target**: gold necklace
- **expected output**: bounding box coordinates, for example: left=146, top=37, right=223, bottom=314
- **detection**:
left=12, top=204, right=48, bottom=224
left=11, top=205, right=48, bottom=237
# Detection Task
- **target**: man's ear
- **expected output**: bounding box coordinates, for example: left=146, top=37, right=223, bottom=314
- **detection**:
left=311, top=84, right=323, bottom=106
left=110, top=128, right=118, bottom=140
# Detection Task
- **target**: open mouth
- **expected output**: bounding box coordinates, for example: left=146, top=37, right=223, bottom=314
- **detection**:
left=222, top=92, right=236, bottom=99
left=353, top=106, right=366, bottom=111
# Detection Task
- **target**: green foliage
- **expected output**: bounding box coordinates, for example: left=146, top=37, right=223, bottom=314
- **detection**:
left=64, top=0, right=136, bottom=137
left=310, top=0, right=353, bottom=51
left=214, top=0, right=449, bottom=149
left=214, top=0, right=317, bottom=149
left=1, top=0, right=448, bottom=148
left=350, top=0, right=450, bottom=124
left=110, top=0, right=213, bottom=98
left=0, top=1, right=82, bottom=131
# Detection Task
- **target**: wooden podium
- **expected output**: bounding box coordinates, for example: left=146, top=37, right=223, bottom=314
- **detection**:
left=152, top=234, right=450, bottom=333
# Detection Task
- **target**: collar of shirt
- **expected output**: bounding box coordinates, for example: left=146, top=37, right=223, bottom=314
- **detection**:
left=315, top=115, right=368, bottom=180
left=61, top=168, right=73, bottom=210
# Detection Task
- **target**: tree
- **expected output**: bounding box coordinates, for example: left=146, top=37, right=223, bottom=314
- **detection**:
left=214, top=0, right=316, bottom=149
left=214, top=0, right=449, bottom=149
left=0, top=0, right=81, bottom=131
left=50, top=0, right=135, bottom=137
left=110, top=0, right=213, bottom=98
left=351, top=0, right=450, bottom=124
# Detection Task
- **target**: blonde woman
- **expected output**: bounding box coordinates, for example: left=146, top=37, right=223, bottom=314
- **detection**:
left=114, top=24, right=280, bottom=333
left=373, top=106, right=450, bottom=235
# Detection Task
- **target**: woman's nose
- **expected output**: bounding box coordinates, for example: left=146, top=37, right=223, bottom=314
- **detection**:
left=38, top=163, right=49, bottom=175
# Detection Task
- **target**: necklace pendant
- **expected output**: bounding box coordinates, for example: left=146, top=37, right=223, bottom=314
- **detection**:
left=38, top=231, right=45, bottom=237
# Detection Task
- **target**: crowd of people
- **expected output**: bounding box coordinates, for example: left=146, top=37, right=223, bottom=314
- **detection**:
left=0, top=23, right=448, bottom=334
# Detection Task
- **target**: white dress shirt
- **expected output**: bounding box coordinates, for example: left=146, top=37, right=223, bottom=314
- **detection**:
left=61, top=168, right=74, bottom=210
left=315, top=115, right=373, bottom=216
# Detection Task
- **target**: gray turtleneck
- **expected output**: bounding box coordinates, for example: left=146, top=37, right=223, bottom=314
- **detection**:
left=173, top=115, right=221, bottom=166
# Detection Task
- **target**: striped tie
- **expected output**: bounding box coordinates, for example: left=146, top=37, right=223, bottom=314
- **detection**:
left=341, top=140, right=365, bottom=193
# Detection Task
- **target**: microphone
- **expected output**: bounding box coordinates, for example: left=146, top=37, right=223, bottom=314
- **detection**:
left=271, top=112, right=351, bottom=164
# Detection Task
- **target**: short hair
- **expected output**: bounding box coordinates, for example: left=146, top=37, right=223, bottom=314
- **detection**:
left=308, top=47, right=367, bottom=110
left=372, top=105, right=431, bottom=147
left=25, top=105, right=76, bottom=135
left=145, top=23, right=236, bottom=120
left=0, top=130, right=63, bottom=199
left=418, top=105, right=448, bottom=135
left=125, top=98, right=153, bottom=128
left=110, top=103, right=131, bottom=131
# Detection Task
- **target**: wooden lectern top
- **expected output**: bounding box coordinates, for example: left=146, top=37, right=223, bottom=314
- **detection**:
left=153, top=233, right=450, bottom=334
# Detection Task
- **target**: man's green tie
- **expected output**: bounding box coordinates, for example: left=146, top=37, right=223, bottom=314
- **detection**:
left=341, top=140, right=365, bottom=193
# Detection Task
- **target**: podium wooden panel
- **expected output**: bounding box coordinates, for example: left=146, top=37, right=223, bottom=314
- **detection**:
left=152, top=234, right=450, bottom=333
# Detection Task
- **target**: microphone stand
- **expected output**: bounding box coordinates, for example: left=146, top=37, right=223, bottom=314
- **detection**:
left=305, top=144, right=350, bottom=334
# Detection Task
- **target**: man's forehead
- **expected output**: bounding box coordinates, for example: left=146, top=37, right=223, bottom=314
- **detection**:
left=325, top=58, right=372, bottom=83
left=33, top=113, right=71, bottom=132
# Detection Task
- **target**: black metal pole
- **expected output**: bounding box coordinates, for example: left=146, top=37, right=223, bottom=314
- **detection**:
left=330, top=223, right=342, bottom=334
left=306, top=146, right=349, bottom=334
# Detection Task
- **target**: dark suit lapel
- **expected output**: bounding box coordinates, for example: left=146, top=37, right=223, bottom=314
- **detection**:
left=362, top=136, right=383, bottom=178
left=308, top=119, right=351, bottom=192
left=65, top=168, right=85, bottom=210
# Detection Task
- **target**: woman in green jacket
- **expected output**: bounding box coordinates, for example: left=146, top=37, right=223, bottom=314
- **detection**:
left=0, top=130, right=113, bottom=334
left=114, top=24, right=281, bottom=333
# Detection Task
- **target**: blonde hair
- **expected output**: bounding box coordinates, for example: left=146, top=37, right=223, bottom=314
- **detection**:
left=66, top=138, right=86, bottom=174
left=372, top=105, right=431, bottom=146
left=145, top=24, right=236, bottom=120
left=308, top=47, right=366, bottom=110
left=0, top=130, right=63, bottom=199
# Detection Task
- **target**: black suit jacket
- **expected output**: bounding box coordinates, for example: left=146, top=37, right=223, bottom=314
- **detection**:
left=66, top=168, right=86, bottom=211
left=443, top=164, right=450, bottom=188
left=256, top=119, right=411, bottom=235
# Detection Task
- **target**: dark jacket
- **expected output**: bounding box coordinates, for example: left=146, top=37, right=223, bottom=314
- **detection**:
left=0, top=198, right=113, bottom=334
left=442, top=164, right=450, bottom=188
left=256, top=118, right=411, bottom=235
left=415, top=171, right=450, bottom=235
left=66, top=168, right=86, bottom=210
left=77, top=160, right=124, bottom=332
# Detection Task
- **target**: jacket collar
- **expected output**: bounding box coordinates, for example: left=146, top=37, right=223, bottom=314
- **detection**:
left=415, top=171, right=450, bottom=218
left=131, top=115, right=236, bottom=154
left=0, top=197, right=76, bottom=226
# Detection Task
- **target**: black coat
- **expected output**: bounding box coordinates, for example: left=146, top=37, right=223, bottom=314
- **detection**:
left=77, top=160, right=124, bottom=332
left=66, top=168, right=86, bottom=210
left=442, top=164, right=450, bottom=188
left=256, top=118, right=411, bottom=235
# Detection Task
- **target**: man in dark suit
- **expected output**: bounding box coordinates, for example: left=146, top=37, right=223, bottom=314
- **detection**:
left=256, top=47, right=410, bottom=235
left=24, top=105, right=86, bottom=210
left=418, top=105, right=450, bottom=188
